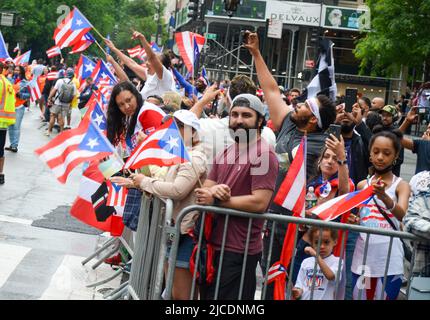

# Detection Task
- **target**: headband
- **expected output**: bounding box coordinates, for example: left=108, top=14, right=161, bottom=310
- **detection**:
left=307, top=97, right=322, bottom=129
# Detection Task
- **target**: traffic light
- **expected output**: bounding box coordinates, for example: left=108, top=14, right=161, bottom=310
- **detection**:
left=310, top=27, right=319, bottom=44
left=187, top=0, right=199, bottom=21
left=224, top=0, right=240, bottom=12
left=16, top=16, right=24, bottom=26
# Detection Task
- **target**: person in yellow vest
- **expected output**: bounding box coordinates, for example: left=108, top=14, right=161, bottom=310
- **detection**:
left=0, top=62, right=17, bottom=185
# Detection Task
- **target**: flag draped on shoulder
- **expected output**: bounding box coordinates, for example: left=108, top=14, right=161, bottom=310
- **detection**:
left=124, top=119, right=191, bottom=170
left=298, top=38, right=337, bottom=103
left=13, top=50, right=31, bottom=66
left=0, top=31, right=11, bottom=61
left=46, top=46, right=62, bottom=59
left=310, top=186, right=374, bottom=221
left=53, top=7, right=93, bottom=49
left=270, top=136, right=307, bottom=300
left=175, top=32, right=205, bottom=73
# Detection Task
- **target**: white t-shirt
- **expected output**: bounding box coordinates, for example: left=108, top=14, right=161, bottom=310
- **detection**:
left=351, top=176, right=404, bottom=277
left=140, top=66, right=176, bottom=100
left=54, top=78, right=77, bottom=107
left=295, top=255, right=342, bottom=300
left=198, top=117, right=277, bottom=169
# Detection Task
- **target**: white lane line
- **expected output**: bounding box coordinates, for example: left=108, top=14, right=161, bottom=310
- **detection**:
left=0, top=215, right=33, bottom=226
left=0, top=244, right=31, bottom=288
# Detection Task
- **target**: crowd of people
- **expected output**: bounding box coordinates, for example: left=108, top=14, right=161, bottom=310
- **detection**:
left=1, top=29, right=429, bottom=301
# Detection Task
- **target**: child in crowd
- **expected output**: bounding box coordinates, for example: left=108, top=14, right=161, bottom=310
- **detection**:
left=292, top=228, right=342, bottom=300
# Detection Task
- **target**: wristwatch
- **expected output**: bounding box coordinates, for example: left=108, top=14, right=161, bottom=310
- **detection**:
left=337, top=159, right=348, bottom=166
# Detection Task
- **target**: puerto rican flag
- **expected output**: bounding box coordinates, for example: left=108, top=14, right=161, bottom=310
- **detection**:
left=75, top=54, right=96, bottom=86
left=124, top=119, right=190, bottom=170
left=69, top=32, right=95, bottom=54
left=13, top=50, right=31, bottom=66
left=34, top=114, right=115, bottom=184
left=46, top=46, right=62, bottom=59
left=267, top=262, right=288, bottom=284
left=175, top=31, right=205, bottom=73
left=106, top=181, right=128, bottom=207
left=310, top=186, right=374, bottom=221
left=70, top=162, right=124, bottom=236
left=0, top=31, right=11, bottom=61
left=28, top=78, right=42, bottom=103
left=47, top=71, right=59, bottom=81
left=270, top=136, right=306, bottom=300
left=127, top=45, right=143, bottom=58
left=90, top=59, right=117, bottom=86
left=53, top=7, right=93, bottom=49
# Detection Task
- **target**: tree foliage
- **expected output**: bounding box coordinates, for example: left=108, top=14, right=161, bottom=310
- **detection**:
left=354, top=0, right=430, bottom=79
left=0, top=0, right=167, bottom=62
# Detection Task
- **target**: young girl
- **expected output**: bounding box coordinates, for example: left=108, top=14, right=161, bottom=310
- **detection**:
left=292, top=227, right=341, bottom=300
left=351, top=127, right=411, bottom=300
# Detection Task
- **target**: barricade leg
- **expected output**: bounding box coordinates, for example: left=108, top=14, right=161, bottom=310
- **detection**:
left=81, top=237, right=117, bottom=266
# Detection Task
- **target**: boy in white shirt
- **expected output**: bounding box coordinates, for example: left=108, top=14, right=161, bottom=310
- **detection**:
left=292, top=228, right=342, bottom=300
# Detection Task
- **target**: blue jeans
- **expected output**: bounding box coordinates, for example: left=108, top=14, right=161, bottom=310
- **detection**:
left=8, top=105, right=25, bottom=148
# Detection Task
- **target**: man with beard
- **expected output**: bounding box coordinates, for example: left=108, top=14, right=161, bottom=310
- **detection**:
left=195, top=94, right=279, bottom=300
left=243, top=31, right=337, bottom=299
left=380, top=104, right=404, bottom=176
left=335, top=103, right=372, bottom=186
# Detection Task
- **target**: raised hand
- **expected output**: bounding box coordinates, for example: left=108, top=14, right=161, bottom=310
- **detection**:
left=243, top=31, right=260, bottom=55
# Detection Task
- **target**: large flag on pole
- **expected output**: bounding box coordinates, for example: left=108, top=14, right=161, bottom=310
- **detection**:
left=175, top=32, right=205, bottom=73
left=53, top=7, right=93, bottom=49
left=13, top=50, right=31, bottom=66
left=298, top=38, right=337, bottom=103
left=0, top=31, right=11, bottom=61
left=270, top=136, right=307, bottom=300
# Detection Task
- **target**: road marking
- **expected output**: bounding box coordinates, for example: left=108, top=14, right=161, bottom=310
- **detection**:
left=0, top=215, right=33, bottom=226
left=0, top=244, right=31, bottom=288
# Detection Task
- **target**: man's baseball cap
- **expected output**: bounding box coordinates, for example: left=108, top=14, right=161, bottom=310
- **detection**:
left=173, top=109, right=200, bottom=131
left=231, top=93, right=265, bottom=117
left=380, top=105, right=397, bottom=117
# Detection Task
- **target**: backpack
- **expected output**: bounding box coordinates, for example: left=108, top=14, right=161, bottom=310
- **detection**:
left=58, top=79, right=75, bottom=104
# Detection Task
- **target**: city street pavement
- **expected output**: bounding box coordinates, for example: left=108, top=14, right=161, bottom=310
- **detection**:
left=0, top=103, right=420, bottom=300
left=0, top=104, right=121, bottom=300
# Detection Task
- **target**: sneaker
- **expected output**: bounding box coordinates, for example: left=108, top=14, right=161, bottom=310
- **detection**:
left=63, top=126, right=71, bottom=130
left=5, top=146, right=18, bottom=153
left=44, top=131, right=51, bottom=137
left=104, top=253, right=122, bottom=266
left=0, top=174, right=4, bottom=185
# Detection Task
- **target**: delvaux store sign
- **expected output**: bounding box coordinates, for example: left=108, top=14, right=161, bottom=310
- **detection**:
left=266, top=1, right=322, bottom=27
left=265, top=1, right=370, bottom=31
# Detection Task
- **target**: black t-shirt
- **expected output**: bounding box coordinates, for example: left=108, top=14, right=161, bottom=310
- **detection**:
left=269, top=112, right=328, bottom=215
left=413, top=139, right=430, bottom=174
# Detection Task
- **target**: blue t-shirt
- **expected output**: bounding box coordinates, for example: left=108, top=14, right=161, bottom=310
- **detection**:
left=413, top=139, right=430, bottom=174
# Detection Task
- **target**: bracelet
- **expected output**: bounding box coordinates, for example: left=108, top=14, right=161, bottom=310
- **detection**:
left=387, top=200, right=396, bottom=211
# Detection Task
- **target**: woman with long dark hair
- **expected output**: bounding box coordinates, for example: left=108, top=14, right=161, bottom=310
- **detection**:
left=106, top=80, right=165, bottom=157
left=5, top=65, right=30, bottom=153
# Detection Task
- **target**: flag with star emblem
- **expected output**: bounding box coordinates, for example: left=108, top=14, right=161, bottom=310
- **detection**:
left=75, top=54, right=96, bottom=86
left=0, top=31, right=11, bottom=61
left=13, top=50, right=31, bottom=66
left=90, top=59, right=117, bottom=87
left=34, top=113, right=115, bottom=184
left=46, top=45, right=62, bottom=59
left=69, top=32, right=95, bottom=54
left=124, top=119, right=191, bottom=170
left=53, top=7, right=93, bottom=49
left=106, top=181, right=128, bottom=207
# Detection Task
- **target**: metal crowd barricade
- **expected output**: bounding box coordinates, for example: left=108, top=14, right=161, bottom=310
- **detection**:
left=119, top=194, right=174, bottom=300
left=164, top=205, right=427, bottom=300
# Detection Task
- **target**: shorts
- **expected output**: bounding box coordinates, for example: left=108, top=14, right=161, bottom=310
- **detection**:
left=166, top=234, right=194, bottom=269
left=50, top=104, right=70, bottom=118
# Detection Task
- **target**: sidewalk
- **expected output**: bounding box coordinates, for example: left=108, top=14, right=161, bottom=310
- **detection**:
left=0, top=104, right=121, bottom=300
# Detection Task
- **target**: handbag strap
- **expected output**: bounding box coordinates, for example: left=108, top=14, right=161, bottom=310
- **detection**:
left=373, top=197, right=398, bottom=231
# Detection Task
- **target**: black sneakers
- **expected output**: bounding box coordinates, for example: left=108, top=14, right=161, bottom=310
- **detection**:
left=0, top=174, right=4, bottom=185
left=4, top=146, right=18, bottom=153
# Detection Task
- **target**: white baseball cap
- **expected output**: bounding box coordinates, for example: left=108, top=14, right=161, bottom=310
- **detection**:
left=173, top=109, right=200, bottom=131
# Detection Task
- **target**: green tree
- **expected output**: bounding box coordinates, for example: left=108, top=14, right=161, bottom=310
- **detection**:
left=354, top=0, right=430, bottom=80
